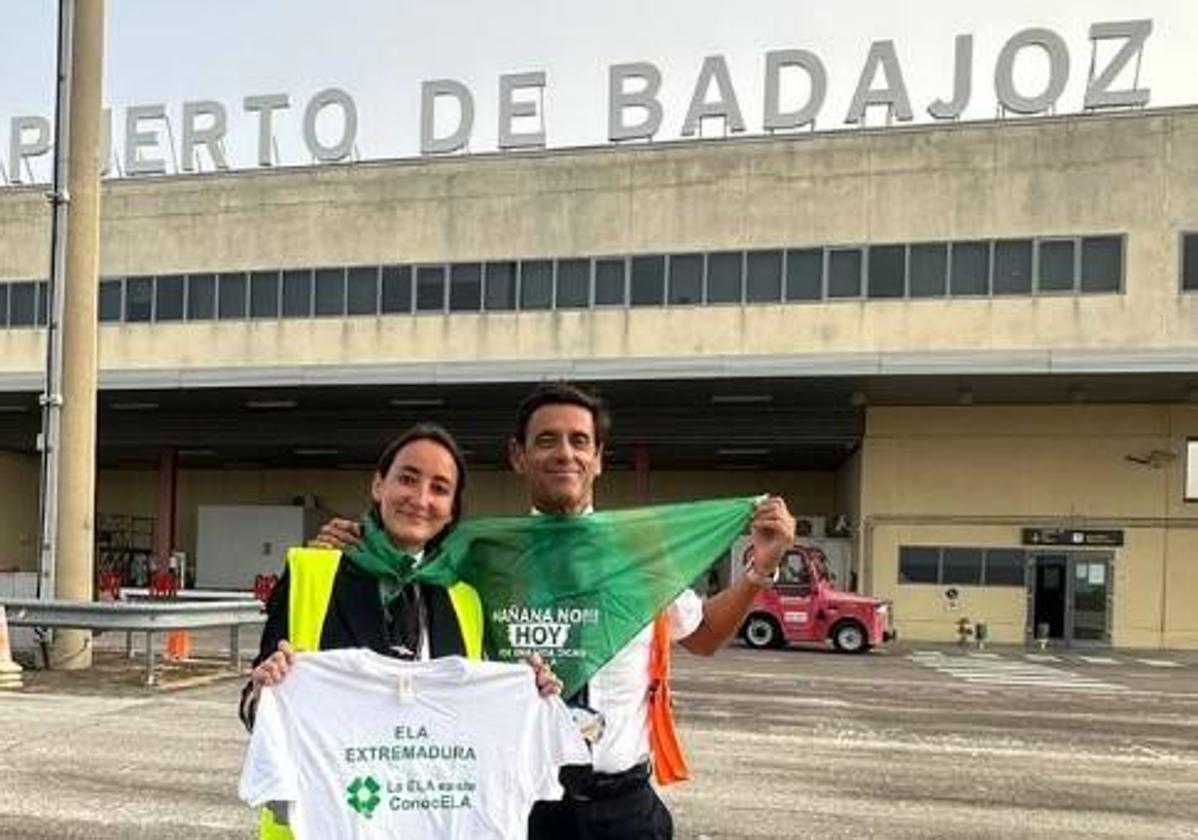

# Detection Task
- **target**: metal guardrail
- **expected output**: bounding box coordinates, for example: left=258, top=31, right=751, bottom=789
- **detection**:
left=0, top=597, right=265, bottom=686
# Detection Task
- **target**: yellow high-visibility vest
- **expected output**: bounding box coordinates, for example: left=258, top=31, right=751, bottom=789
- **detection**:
left=259, top=547, right=483, bottom=839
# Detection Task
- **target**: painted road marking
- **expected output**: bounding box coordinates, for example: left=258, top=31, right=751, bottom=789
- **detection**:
left=1078, top=656, right=1121, bottom=665
left=909, top=651, right=1129, bottom=693
left=1136, top=658, right=1182, bottom=668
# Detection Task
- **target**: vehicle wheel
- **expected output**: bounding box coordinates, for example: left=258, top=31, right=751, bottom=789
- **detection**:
left=742, top=615, right=782, bottom=649
left=831, top=620, right=870, bottom=654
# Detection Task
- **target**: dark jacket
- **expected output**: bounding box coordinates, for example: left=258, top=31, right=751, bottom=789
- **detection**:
left=239, top=557, right=469, bottom=729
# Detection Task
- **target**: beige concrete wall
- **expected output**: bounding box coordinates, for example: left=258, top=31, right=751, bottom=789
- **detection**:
left=861, top=405, right=1198, bottom=649
left=95, top=466, right=833, bottom=578
left=4, top=109, right=1198, bottom=378
left=0, top=452, right=39, bottom=572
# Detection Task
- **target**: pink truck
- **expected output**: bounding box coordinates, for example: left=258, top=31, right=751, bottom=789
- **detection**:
left=739, top=544, right=895, bottom=653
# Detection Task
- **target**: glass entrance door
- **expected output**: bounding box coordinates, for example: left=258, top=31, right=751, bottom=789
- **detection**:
left=1070, top=556, right=1111, bottom=643
left=1029, top=552, right=1113, bottom=646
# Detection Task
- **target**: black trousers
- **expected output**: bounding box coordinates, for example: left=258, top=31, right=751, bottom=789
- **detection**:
left=528, top=784, right=673, bottom=840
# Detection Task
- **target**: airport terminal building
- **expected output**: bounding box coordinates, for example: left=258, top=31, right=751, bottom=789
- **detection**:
left=2, top=104, right=1198, bottom=649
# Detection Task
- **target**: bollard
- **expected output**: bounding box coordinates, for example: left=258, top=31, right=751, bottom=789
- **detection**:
left=0, top=606, right=25, bottom=690
left=974, top=622, right=989, bottom=650
left=1035, top=622, right=1051, bottom=651
left=956, top=617, right=973, bottom=646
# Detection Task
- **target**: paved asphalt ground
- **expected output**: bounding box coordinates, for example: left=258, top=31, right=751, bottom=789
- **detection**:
left=2, top=636, right=1197, bottom=839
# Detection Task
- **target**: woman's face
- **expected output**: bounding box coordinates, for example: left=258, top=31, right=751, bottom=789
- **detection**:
left=371, top=438, right=459, bottom=553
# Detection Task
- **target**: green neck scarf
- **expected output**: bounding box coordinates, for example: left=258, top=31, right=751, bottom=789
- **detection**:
left=415, top=495, right=759, bottom=695
left=342, top=508, right=420, bottom=605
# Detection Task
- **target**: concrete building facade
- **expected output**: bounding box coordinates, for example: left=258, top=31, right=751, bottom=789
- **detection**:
left=2, top=106, right=1197, bottom=648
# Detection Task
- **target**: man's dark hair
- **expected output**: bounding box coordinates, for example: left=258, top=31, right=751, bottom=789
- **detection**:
left=375, top=422, right=468, bottom=522
left=513, top=382, right=611, bottom=448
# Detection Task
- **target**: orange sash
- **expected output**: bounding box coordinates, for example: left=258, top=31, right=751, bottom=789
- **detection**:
left=648, top=612, right=690, bottom=785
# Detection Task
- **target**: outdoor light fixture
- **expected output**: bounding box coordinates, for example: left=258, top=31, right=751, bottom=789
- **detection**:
left=710, top=394, right=772, bottom=404
left=388, top=397, right=445, bottom=407
left=293, top=448, right=340, bottom=456
left=0, top=405, right=28, bottom=413
left=245, top=399, right=298, bottom=409
left=717, top=447, right=771, bottom=456
left=110, top=401, right=159, bottom=411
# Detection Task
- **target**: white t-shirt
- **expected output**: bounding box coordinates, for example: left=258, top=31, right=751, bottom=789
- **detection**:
left=239, top=649, right=590, bottom=839
left=588, top=589, right=704, bottom=774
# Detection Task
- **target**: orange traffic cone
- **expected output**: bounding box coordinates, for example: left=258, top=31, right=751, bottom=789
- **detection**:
left=165, top=630, right=191, bottom=661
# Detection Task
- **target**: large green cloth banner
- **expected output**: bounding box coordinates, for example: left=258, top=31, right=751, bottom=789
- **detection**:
left=416, top=496, right=758, bottom=695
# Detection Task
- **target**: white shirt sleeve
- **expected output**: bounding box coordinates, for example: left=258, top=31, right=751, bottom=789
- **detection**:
left=238, top=687, right=299, bottom=808
left=527, top=697, right=592, bottom=803
left=666, top=588, right=704, bottom=641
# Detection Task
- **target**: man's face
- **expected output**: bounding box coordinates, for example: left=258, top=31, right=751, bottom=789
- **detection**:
left=510, top=403, right=604, bottom=515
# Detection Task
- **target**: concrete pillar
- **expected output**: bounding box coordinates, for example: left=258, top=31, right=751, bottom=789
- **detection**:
left=155, top=447, right=177, bottom=576
left=51, top=0, right=105, bottom=669
left=633, top=445, right=651, bottom=504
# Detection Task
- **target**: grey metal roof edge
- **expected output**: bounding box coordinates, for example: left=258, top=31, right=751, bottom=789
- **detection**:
left=4, top=347, right=1198, bottom=393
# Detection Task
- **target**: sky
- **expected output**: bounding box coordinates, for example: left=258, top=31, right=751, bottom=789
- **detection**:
left=0, top=1, right=1195, bottom=183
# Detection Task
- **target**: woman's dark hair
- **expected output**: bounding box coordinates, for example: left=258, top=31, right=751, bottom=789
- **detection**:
left=375, top=423, right=468, bottom=528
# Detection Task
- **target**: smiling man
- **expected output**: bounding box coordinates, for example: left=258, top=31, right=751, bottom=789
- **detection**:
left=513, top=382, right=795, bottom=840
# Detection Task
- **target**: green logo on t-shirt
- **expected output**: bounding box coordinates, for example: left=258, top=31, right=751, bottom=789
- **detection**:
left=346, top=776, right=382, bottom=819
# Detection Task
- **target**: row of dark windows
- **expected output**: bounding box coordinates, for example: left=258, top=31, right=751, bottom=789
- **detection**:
left=0, top=234, right=1125, bottom=328
left=898, top=546, right=1028, bottom=587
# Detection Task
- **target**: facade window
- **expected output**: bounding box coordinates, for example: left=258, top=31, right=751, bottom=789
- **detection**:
left=898, top=547, right=939, bottom=584
left=282, top=269, right=313, bottom=317
left=346, top=267, right=379, bottom=315
left=98, top=280, right=122, bottom=322
left=156, top=275, right=185, bottom=321
left=36, top=282, right=48, bottom=325
left=520, top=261, right=554, bottom=310
left=707, top=252, right=743, bottom=303
left=381, top=266, right=412, bottom=314
left=950, top=241, right=990, bottom=295
left=0, top=283, right=7, bottom=326
left=250, top=271, right=280, bottom=319
left=993, top=239, right=1033, bottom=295
left=900, top=545, right=1026, bottom=587
left=630, top=255, right=665, bottom=306
left=9, top=282, right=36, bottom=327
left=828, top=249, right=862, bottom=298
left=125, top=276, right=154, bottom=322
left=555, top=259, right=590, bottom=308
left=217, top=272, right=248, bottom=319
left=1081, top=236, right=1122, bottom=293
left=984, top=549, right=1026, bottom=586
left=909, top=243, right=947, bottom=297
left=866, top=245, right=905, bottom=299
left=594, top=258, right=627, bottom=305
left=1038, top=239, right=1076, bottom=292
left=746, top=250, right=783, bottom=303
left=785, top=249, right=823, bottom=300
left=668, top=254, right=703, bottom=305
left=315, top=268, right=346, bottom=316
left=187, top=274, right=216, bottom=320
left=942, top=547, right=983, bottom=585
left=449, top=263, right=482, bottom=312
left=1183, top=234, right=1198, bottom=292
left=484, top=262, right=517, bottom=311
left=415, top=266, right=446, bottom=312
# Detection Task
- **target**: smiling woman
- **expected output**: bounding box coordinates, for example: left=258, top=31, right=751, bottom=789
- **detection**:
left=239, top=424, right=477, bottom=732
